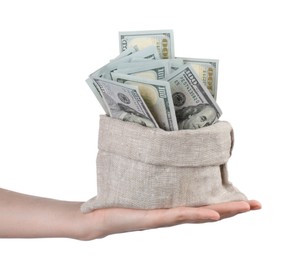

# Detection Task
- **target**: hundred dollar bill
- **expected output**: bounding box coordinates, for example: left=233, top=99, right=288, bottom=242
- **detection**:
left=94, top=77, right=158, bottom=128
left=90, top=46, right=160, bottom=79
left=115, top=60, right=169, bottom=80
left=111, top=72, right=178, bottom=131
left=85, top=77, right=110, bottom=114
left=165, top=65, right=222, bottom=130
left=119, top=30, right=175, bottom=59
left=178, top=57, right=219, bottom=99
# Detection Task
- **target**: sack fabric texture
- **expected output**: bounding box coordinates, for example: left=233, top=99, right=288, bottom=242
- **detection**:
left=81, top=115, right=247, bottom=213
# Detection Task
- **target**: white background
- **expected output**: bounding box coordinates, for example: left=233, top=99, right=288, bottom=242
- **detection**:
left=0, top=0, right=299, bottom=259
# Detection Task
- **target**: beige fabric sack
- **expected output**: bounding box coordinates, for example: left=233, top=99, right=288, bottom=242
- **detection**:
left=81, top=115, right=247, bottom=213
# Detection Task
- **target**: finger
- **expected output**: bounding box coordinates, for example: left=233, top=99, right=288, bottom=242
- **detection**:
left=133, top=207, right=221, bottom=229
left=248, top=200, right=262, bottom=210
left=95, top=207, right=220, bottom=237
left=138, top=207, right=221, bottom=231
left=203, top=201, right=251, bottom=219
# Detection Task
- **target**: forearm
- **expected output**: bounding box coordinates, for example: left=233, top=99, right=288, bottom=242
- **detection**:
left=0, top=188, right=86, bottom=239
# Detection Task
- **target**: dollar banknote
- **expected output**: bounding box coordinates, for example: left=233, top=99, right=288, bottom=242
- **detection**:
left=165, top=65, right=222, bottom=130
left=115, top=60, right=169, bottom=80
left=93, top=77, right=159, bottom=128
left=178, top=57, right=219, bottom=99
left=118, top=58, right=184, bottom=79
left=119, top=30, right=175, bottom=59
left=86, top=30, right=223, bottom=130
left=111, top=72, right=178, bottom=131
left=85, top=77, right=110, bottom=114
left=90, top=46, right=160, bottom=80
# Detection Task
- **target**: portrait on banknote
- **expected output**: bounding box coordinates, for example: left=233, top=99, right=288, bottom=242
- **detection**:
left=176, top=103, right=217, bottom=129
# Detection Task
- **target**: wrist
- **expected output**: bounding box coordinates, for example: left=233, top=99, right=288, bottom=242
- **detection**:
left=69, top=203, right=106, bottom=241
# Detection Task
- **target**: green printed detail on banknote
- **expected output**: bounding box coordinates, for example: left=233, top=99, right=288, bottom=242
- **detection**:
left=165, top=65, right=222, bottom=129
left=119, top=30, right=175, bottom=59
left=94, top=77, right=159, bottom=128
left=178, top=57, right=219, bottom=99
left=111, top=72, right=178, bottom=131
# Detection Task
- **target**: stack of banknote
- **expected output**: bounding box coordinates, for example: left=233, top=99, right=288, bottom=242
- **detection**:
left=86, top=30, right=222, bottom=131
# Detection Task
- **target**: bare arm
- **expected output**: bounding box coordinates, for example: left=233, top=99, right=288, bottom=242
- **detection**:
left=0, top=188, right=85, bottom=239
left=0, top=188, right=261, bottom=240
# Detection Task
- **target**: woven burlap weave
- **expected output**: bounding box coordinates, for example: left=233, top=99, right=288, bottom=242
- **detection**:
left=81, top=115, right=247, bottom=213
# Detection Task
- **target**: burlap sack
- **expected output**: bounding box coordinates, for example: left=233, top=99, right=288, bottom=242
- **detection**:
left=81, top=115, right=247, bottom=213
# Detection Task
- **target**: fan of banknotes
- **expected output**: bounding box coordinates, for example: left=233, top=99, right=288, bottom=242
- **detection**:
left=86, top=30, right=222, bottom=131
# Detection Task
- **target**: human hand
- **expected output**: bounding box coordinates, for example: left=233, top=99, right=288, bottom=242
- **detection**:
left=0, top=188, right=260, bottom=240
left=81, top=200, right=261, bottom=240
